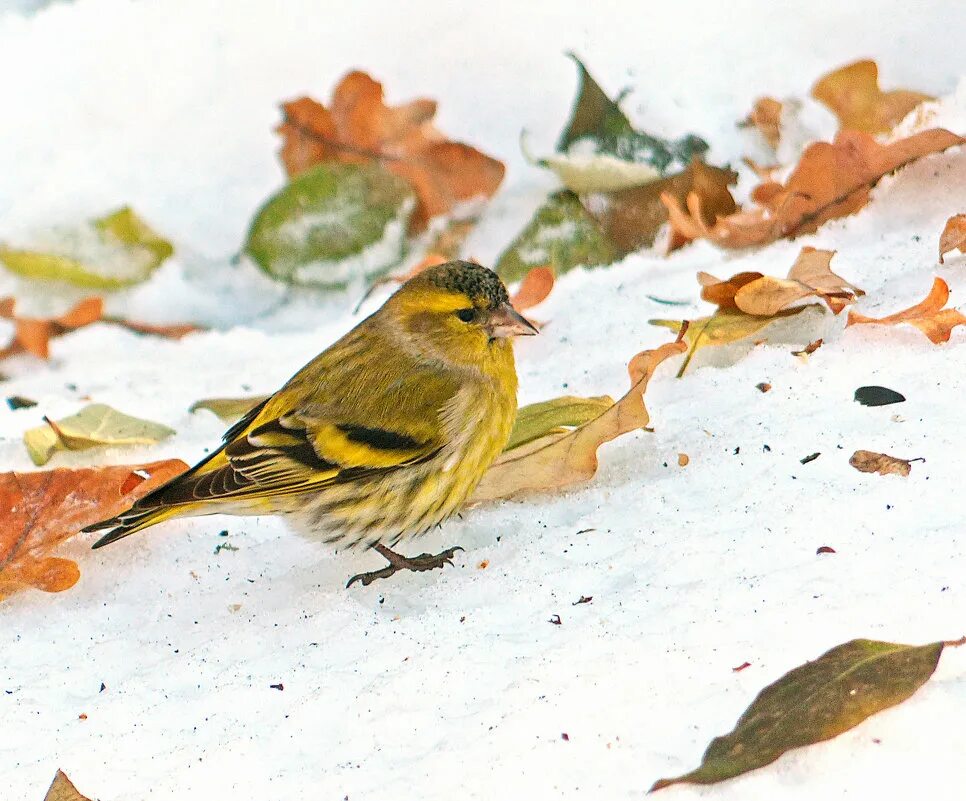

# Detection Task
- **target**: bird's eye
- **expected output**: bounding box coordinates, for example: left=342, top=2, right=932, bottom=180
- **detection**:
left=455, top=308, right=476, bottom=323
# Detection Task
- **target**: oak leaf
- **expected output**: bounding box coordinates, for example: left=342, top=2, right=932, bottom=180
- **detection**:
left=662, top=129, right=965, bottom=248
left=277, top=71, right=505, bottom=231
left=699, top=248, right=863, bottom=316
left=0, top=459, right=188, bottom=599
left=472, top=338, right=686, bottom=502
left=811, top=60, right=934, bottom=134
left=847, top=277, right=966, bottom=343
left=939, top=214, right=966, bottom=264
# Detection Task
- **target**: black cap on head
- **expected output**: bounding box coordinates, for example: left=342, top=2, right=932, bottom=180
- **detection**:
left=423, top=260, right=509, bottom=309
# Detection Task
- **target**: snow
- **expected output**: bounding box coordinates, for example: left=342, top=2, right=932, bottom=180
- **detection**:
left=1, top=0, right=966, bottom=799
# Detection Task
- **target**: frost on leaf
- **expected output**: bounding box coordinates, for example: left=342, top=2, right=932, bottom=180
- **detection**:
left=557, top=54, right=708, bottom=176
left=276, top=71, right=504, bottom=231
left=0, top=206, right=173, bottom=289
left=496, top=191, right=621, bottom=282
left=23, top=404, right=176, bottom=466
left=244, top=162, right=416, bottom=286
left=847, top=277, right=966, bottom=343
left=939, top=214, right=966, bottom=264
left=0, top=460, right=188, bottom=599
left=811, top=60, right=934, bottom=135
left=472, top=338, right=686, bottom=502
left=663, top=129, right=965, bottom=248
left=651, top=638, right=947, bottom=791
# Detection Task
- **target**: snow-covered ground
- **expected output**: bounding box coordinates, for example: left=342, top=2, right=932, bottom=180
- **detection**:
left=2, top=1, right=966, bottom=799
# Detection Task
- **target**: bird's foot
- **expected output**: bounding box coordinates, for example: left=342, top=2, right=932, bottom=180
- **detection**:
left=346, top=544, right=464, bottom=588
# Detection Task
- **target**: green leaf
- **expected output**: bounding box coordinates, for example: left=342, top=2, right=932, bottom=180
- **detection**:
left=0, top=207, right=173, bottom=289
left=244, top=162, right=416, bottom=286
left=557, top=54, right=709, bottom=176
left=495, top=191, right=621, bottom=283
left=651, top=638, right=947, bottom=792
left=189, top=395, right=268, bottom=422
left=24, top=404, right=175, bottom=466
left=506, top=395, right=614, bottom=452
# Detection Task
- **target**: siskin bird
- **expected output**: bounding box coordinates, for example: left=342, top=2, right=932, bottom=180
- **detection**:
left=85, top=261, right=537, bottom=587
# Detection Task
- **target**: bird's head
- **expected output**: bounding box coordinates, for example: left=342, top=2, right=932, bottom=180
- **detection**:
left=383, top=260, right=537, bottom=372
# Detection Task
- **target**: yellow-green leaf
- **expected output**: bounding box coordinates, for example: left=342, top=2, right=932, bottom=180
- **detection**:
left=44, top=769, right=93, bottom=801
left=650, top=306, right=815, bottom=377
left=506, top=395, right=614, bottom=451
left=651, top=638, right=947, bottom=792
left=24, top=404, right=175, bottom=466
left=93, top=205, right=174, bottom=265
left=189, top=395, right=269, bottom=422
left=0, top=207, right=173, bottom=289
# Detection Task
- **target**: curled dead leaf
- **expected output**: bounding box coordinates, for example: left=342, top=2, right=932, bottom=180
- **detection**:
left=663, top=128, right=965, bottom=249
left=847, top=277, right=966, bottom=343
left=0, top=460, right=188, bottom=599
left=472, top=338, right=686, bottom=502
left=939, top=214, right=966, bottom=264
left=811, top=60, right=934, bottom=134
left=849, top=450, right=920, bottom=477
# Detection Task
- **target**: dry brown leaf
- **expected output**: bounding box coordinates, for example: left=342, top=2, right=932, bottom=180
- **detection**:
left=277, top=71, right=505, bottom=231
left=741, top=97, right=783, bottom=149
left=44, top=770, right=93, bottom=801
left=0, top=296, right=102, bottom=359
left=677, top=453, right=689, bottom=467
left=812, top=60, right=934, bottom=134
left=584, top=159, right=737, bottom=253
left=700, top=248, right=862, bottom=316
left=472, top=338, right=686, bottom=502
left=0, top=297, right=200, bottom=360
left=849, top=449, right=918, bottom=477
left=939, top=214, right=966, bottom=264
left=0, top=459, right=188, bottom=599
left=663, top=128, right=965, bottom=248
left=792, top=338, right=823, bottom=357
left=510, top=266, right=555, bottom=312
left=847, top=277, right=966, bottom=343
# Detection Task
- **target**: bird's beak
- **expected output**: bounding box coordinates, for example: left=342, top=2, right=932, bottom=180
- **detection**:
left=485, top=302, right=539, bottom=339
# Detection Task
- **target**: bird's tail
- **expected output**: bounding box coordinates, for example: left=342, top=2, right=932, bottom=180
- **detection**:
left=85, top=503, right=188, bottom=549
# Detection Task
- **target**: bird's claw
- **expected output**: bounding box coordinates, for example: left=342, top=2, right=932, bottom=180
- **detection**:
left=346, top=545, right=464, bottom=588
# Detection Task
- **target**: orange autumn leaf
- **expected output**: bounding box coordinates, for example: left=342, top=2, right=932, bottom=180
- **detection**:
left=0, top=459, right=188, bottom=599
left=510, top=266, right=555, bottom=312
left=699, top=248, right=863, bottom=316
left=0, top=297, right=200, bottom=360
left=662, top=128, right=965, bottom=249
left=277, top=71, right=505, bottom=231
left=741, top=96, right=783, bottom=150
left=847, top=277, right=966, bottom=344
left=0, top=296, right=102, bottom=359
left=939, top=214, right=966, bottom=264
left=812, top=60, right=934, bottom=134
